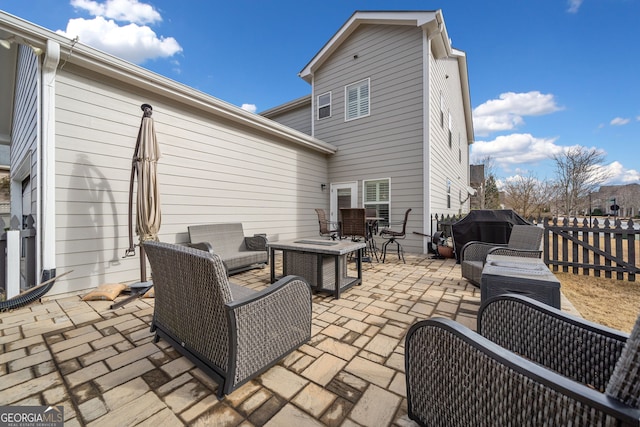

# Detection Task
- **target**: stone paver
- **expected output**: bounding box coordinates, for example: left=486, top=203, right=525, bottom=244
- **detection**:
left=350, top=385, right=401, bottom=427
left=0, top=254, right=488, bottom=426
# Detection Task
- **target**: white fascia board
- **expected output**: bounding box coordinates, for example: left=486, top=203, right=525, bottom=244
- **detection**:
left=451, top=47, right=474, bottom=144
left=260, top=94, right=311, bottom=118
left=299, top=10, right=439, bottom=82
left=0, top=11, right=337, bottom=156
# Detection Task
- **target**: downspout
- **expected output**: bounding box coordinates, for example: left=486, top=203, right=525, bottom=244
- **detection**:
left=39, top=39, right=60, bottom=282
left=310, top=74, right=315, bottom=138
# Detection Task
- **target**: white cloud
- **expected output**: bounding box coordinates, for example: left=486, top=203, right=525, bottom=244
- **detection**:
left=241, top=104, right=257, bottom=113
left=610, top=117, right=631, bottom=126
left=473, top=91, right=562, bottom=136
left=71, top=0, right=161, bottom=24
left=567, top=0, right=583, bottom=13
left=601, top=161, right=640, bottom=184
left=57, top=16, right=182, bottom=64
left=470, top=133, right=565, bottom=167
left=58, top=0, right=182, bottom=65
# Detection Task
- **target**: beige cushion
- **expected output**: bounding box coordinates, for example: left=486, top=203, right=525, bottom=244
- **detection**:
left=143, top=287, right=155, bottom=298
left=82, top=283, right=127, bottom=301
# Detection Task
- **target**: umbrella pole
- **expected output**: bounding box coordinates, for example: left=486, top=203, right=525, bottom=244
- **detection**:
left=139, top=244, right=147, bottom=282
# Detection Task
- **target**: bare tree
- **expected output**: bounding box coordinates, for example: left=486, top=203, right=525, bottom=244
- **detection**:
left=551, top=147, right=611, bottom=217
left=503, top=173, right=553, bottom=218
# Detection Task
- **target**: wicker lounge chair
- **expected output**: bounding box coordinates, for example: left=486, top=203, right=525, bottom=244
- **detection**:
left=143, top=241, right=312, bottom=398
left=460, top=224, right=543, bottom=285
left=405, top=294, right=640, bottom=426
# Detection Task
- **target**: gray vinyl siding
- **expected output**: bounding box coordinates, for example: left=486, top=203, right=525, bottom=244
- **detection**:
left=429, top=53, right=471, bottom=216
left=53, top=65, right=329, bottom=295
left=313, top=24, right=425, bottom=254
left=10, top=45, right=39, bottom=220
left=265, top=103, right=312, bottom=135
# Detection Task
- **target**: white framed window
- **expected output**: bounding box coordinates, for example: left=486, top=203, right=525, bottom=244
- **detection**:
left=345, top=78, right=370, bottom=121
left=447, top=179, right=452, bottom=209
left=363, top=178, right=390, bottom=222
left=448, top=111, right=453, bottom=148
left=317, top=92, right=331, bottom=120
left=440, top=92, right=444, bottom=127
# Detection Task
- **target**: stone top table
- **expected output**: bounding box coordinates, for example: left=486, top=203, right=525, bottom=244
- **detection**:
left=268, top=239, right=366, bottom=299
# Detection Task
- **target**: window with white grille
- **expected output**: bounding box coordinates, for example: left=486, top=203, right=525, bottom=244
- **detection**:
left=345, top=79, right=370, bottom=121
left=317, top=92, right=331, bottom=119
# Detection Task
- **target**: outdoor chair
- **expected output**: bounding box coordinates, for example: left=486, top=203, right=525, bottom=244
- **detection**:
left=142, top=241, right=312, bottom=398
left=340, top=207, right=377, bottom=262
left=460, top=224, right=543, bottom=285
left=405, top=294, right=640, bottom=426
left=380, top=208, right=411, bottom=263
left=315, top=208, right=340, bottom=240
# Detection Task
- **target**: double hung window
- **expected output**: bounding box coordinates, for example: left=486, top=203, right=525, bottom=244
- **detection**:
left=317, top=92, right=331, bottom=119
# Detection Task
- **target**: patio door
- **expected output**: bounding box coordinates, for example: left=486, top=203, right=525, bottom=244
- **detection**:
left=330, top=182, right=357, bottom=224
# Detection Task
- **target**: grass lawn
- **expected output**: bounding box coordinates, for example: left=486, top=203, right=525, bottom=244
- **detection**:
left=555, top=272, right=640, bottom=333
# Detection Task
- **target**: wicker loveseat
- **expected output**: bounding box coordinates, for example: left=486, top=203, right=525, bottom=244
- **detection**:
left=143, top=241, right=312, bottom=398
left=188, top=223, right=268, bottom=275
left=405, top=294, right=640, bottom=426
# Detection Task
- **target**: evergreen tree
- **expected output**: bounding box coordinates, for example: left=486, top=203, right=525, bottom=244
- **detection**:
left=485, top=174, right=500, bottom=209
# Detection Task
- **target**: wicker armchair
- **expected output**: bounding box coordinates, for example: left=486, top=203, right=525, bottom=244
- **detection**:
left=405, top=294, right=640, bottom=426
left=142, top=241, right=312, bottom=398
left=460, top=224, right=543, bottom=285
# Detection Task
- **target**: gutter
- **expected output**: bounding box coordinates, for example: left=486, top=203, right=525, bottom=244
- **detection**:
left=0, top=11, right=337, bottom=156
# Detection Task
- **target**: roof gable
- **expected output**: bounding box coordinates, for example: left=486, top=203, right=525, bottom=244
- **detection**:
left=299, top=10, right=451, bottom=83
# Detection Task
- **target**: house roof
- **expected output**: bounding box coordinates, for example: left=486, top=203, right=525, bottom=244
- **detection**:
left=260, top=94, right=311, bottom=118
left=298, top=10, right=474, bottom=144
left=0, top=11, right=337, bottom=155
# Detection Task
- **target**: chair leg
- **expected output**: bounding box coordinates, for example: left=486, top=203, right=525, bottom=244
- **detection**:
left=366, top=238, right=379, bottom=263
left=381, top=239, right=391, bottom=263
left=382, top=238, right=396, bottom=263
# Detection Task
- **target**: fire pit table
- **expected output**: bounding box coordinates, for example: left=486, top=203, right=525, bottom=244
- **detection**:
left=268, top=239, right=365, bottom=299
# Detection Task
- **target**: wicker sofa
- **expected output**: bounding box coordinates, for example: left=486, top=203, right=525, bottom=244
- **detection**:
left=405, top=294, right=640, bottom=426
left=143, top=241, right=312, bottom=398
left=187, top=223, right=268, bottom=275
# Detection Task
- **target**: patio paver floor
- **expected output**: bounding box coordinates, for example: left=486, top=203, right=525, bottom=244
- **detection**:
left=1, top=253, right=487, bottom=426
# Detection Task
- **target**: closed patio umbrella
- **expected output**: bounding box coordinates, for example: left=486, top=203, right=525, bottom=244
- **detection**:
left=134, top=104, right=161, bottom=248
left=117, top=104, right=161, bottom=307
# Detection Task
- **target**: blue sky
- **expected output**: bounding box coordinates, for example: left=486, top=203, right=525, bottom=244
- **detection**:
left=2, top=0, right=639, bottom=186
